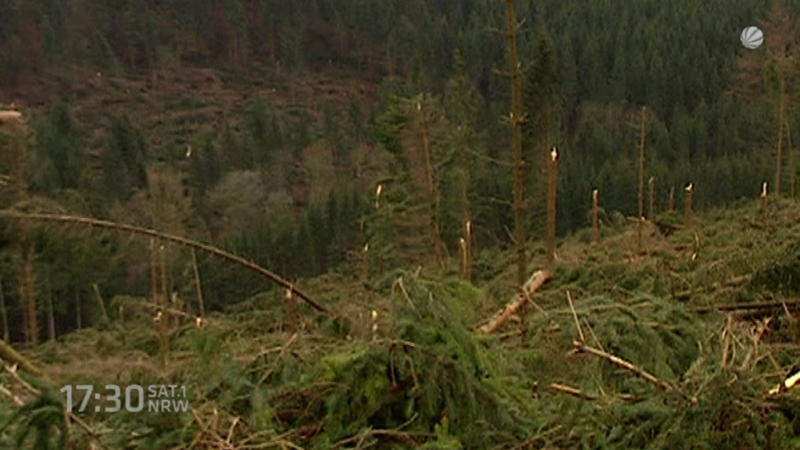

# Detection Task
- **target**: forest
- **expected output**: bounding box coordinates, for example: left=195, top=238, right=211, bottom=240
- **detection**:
left=0, top=0, right=793, bottom=335
left=1, top=0, right=800, bottom=448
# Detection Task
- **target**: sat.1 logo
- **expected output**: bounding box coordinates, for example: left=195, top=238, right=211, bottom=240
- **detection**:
left=741, top=26, right=764, bottom=50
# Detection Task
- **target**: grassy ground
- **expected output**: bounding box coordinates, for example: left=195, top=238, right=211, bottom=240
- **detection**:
left=2, top=197, right=800, bottom=449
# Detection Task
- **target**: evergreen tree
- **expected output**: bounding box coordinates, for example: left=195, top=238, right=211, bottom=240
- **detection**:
left=33, top=102, right=85, bottom=193
left=522, top=30, right=559, bottom=239
left=100, top=115, right=148, bottom=200
left=245, top=95, right=283, bottom=167
left=441, top=50, right=482, bottom=255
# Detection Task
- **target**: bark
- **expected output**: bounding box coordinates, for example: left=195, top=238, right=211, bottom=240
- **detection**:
left=480, top=270, right=552, bottom=333
left=416, top=97, right=444, bottom=267
left=0, top=212, right=329, bottom=314
left=503, top=0, right=526, bottom=288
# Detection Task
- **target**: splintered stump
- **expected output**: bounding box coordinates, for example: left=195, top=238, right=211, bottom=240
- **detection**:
left=480, top=270, right=552, bottom=333
left=0, top=110, right=23, bottom=126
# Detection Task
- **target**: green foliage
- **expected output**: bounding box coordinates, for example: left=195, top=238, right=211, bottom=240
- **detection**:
left=244, top=95, right=283, bottom=166
left=100, top=115, right=148, bottom=200
left=1, top=382, right=67, bottom=450
left=750, top=240, right=800, bottom=295
left=522, top=30, right=560, bottom=234
left=32, top=102, right=85, bottom=193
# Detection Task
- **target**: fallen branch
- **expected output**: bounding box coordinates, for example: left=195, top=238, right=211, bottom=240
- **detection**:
left=673, top=275, right=751, bottom=301
left=547, top=383, right=647, bottom=404
left=0, top=339, right=42, bottom=376
left=0, top=110, right=23, bottom=126
left=689, top=299, right=800, bottom=314
left=128, top=299, right=192, bottom=319
left=331, top=429, right=436, bottom=448
left=567, top=290, right=585, bottom=344
left=549, top=383, right=595, bottom=401
left=572, top=341, right=694, bottom=403
left=0, top=211, right=329, bottom=315
left=4, top=364, right=106, bottom=445
left=480, top=270, right=552, bottom=333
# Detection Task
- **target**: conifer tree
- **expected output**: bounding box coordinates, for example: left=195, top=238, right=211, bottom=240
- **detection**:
left=735, top=0, right=797, bottom=198
left=442, top=49, right=482, bottom=275
left=33, top=102, right=85, bottom=193
left=244, top=95, right=283, bottom=167
left=101, top=115, right=148, bottom=200
left=522, top=30, right=559, bottom=239
left=504, top=0, right=527, bottom=287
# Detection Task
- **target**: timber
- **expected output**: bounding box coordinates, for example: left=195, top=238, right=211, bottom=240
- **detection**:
left=0, top=338, right=42, bottom=376
left=0, top=212, right=330, bottom=315
left=503, top=0, right=527, bottom=288
left=480, top=270, right=552, bottom=333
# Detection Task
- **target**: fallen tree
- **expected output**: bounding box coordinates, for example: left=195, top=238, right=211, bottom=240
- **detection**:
left=480, top=270, right=552, bottom=333
left=0, top=211, right=329, bottom=315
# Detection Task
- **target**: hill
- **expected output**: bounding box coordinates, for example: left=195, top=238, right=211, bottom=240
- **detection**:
left=0, top=197, right=797, bottom=449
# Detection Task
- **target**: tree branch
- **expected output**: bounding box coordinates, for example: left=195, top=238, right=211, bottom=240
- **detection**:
left=0, top=211, right=330, bottom=315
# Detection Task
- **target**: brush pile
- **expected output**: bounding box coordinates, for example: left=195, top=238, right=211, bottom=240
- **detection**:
left=2, top=199, right=800, bottom=449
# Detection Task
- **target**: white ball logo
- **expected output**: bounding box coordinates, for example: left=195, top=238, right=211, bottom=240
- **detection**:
left=741, top=26, right=763, bottom=49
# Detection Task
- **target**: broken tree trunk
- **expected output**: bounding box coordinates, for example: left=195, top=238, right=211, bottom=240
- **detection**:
left=0, top=212, right=328, bottom=314
left=0, top=339, right=42, bottom=376
left=480, top=270, right=552, bottom=333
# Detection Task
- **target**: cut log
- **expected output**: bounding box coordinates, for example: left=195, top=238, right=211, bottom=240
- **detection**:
left=0, top=339, right=42, bottom=376
left=480, top=270, right=552, bottom=333
left=0, top=110, right=23, bottom=126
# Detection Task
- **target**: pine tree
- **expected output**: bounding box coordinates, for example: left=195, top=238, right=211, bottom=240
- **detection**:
left=503, top=0, right=527, bottom=288
left=35, top=102, right=85, bottom=192
left=522, top=30, right=559, bottom=240
left=103, top=117, right=147, bottom=199
left=245, top=95, right=282, bottom=167
left=442, top=49, right=482, bottom=274
left=101, top=115, right=148, bottom=200
left=735, top=0, right=797, bottom=198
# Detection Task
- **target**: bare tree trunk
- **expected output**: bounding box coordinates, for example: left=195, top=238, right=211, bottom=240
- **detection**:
left=75, top=289, right=82, bottom=329
left=461, top=155, right=472, bottom=281
left=592, top=190, right=600, bottom=246
left=787, top=114, right=795, bottom=198
left=0, top=338, right=43, bottom=376
left=417, top=97, right=444, bottom=267
left=461, top=220, right=473, bottom=282
left=92, top=283, right=107, bottom=321
left=504, top=0, right=526, bottom=288
left=45, top=265, right=55, bottom=341
left=668, top=187, right=675, bottom=211
left=22, top=246, right=36, bottom=344
left=762, top=182, right=770, bottom=232
left=637, top=106, right=647, bottom=253
left=685, top=184, right=694, bottom=229
left=0, top=280, right=8, bottom=342
left=158, top=244, right=169, bottom=367
left=480, top=270, right=552, bottom=333
left=191, top=249, right=205, bottom=317
left=776, top=74, right=786, bottom=197
left=285, top=288, right=297, bottom=334
left=150, top=238, right=158, bottom=303
left=546, top=148, right=558, bottom=266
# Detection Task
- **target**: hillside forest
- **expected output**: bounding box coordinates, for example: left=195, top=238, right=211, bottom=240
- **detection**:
left=1, top=0, right=800, bottom=448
